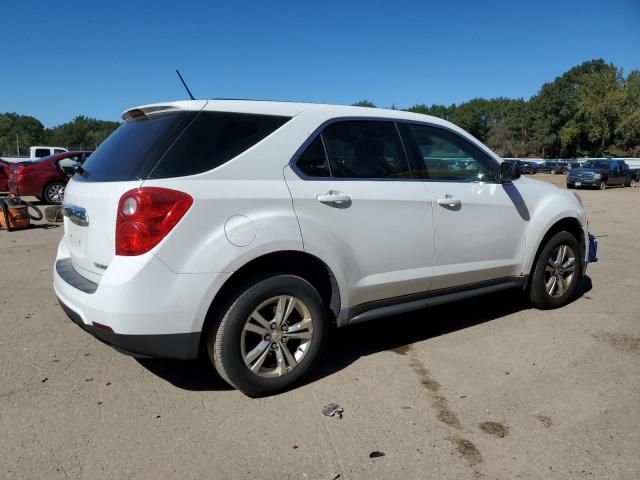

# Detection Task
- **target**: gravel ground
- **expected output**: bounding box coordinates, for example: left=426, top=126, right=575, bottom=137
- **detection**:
left=1, top=174, right=639, bottom=480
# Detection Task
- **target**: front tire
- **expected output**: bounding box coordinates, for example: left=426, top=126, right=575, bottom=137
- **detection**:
left=208, top=274, right=327, bottom=397
left=598, top=180, right=606, bottom=190
left=529, top=231, right=582, bottom=309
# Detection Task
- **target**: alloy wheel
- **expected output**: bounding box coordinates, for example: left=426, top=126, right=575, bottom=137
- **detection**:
left=544, top=245, right=576, bottom=298
left=240, top=295, right=314, bottom=377
left=47, top=184, right=65, bottom=203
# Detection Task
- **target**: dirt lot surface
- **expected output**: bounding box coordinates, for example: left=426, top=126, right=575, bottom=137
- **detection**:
left=1, top=174, right=639, bottom=479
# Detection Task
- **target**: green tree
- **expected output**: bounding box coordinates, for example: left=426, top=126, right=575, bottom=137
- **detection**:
left=616, top=70, right=640, bottom=155
left=574, top=66, right=624, bottom=155
left=528, top=59, right=615, bottom=157
left=45, top=116, right=119, bottom=150
left=351, top=100, right=376, bottom=108
left=0, top=113, right=45, bottom=156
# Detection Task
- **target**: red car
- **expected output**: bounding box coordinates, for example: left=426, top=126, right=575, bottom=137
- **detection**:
left=8, top=151, right=92, bottom=204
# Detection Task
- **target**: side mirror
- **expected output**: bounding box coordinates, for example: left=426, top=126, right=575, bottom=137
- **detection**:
left=501, top=162, right=521, bottom=182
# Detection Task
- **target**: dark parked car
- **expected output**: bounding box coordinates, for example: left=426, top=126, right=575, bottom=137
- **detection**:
left=503, top=160, right=537, bottom=174
left=567, top=159, right=640, bottom=190
left=8, top=151, right=92, bottom=204
left=538, top=161, right=567, bottom=174
left=518, top=160, right=538, bottom=174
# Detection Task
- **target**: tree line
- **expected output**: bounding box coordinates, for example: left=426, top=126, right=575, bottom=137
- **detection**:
left=355, top=59, right=640, bottom=158
left=0, top=114, right=119, bottom=156
left=1, top=59, right=638, bottom=158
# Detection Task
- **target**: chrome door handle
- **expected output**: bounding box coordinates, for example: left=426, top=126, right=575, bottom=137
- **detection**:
left=437, top=195, right=461, bottom=209
left=317, top=190, right=352, bottom=208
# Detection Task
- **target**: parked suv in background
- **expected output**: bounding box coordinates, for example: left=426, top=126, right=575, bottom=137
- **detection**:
left=8, top=151, right=92, bottom=204
left=567, top=159, right=639, bottom=190
left=54, top=100, right=591, bottom=396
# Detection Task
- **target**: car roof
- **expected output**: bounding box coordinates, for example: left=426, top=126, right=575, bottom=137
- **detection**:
left=122, top=99, right=456, bottom=128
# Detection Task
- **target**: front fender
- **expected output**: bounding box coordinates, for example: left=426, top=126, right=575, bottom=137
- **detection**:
left=522, top=187, right=586, bottom=275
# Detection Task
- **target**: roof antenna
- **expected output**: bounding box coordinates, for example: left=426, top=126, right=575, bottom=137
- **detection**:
left=176, top=69, right=196, bottom=100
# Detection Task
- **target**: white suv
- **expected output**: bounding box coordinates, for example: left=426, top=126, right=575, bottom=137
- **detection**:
left=54, top=100, right=591, bottom=396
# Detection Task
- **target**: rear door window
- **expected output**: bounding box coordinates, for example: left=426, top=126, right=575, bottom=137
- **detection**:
left=77, top=111, right=290, bottom=182
left=296, top=136, right=331, bottom=177
left=35, top=148, right=50, bottom=158
left=321, top=121, right=411, bottom=179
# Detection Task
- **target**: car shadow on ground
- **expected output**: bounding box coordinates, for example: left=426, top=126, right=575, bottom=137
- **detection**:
left=137, top=276, right=592, bottom=393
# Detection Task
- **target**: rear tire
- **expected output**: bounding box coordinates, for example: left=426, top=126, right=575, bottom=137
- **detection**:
left=628, top=179, right=636, bottom=188
left=529, top=231, right=582, bottom=309
left=43, top=182, right=66, bottom=205
left=207, top=274, right=327, bottom=397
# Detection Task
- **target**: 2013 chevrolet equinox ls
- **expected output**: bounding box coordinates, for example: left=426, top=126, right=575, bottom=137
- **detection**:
left=54, top=100, right=593, bottom=396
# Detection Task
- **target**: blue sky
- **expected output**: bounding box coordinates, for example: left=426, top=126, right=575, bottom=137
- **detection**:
left=1, top=0, right=638, bottom=127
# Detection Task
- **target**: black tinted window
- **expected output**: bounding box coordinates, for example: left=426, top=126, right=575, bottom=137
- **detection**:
left=400, top=124, right=497, bottom=182
left=78, top=111, right=290, bottom=182
left=79, top=112, right=195, bottom=182
left=150, top=112, right=289, bottom=179
left=322, top=121, right=411, bottom=179
left=35, top=149, right=49, bottom=158
left=296, top=137, right=331, bottom=177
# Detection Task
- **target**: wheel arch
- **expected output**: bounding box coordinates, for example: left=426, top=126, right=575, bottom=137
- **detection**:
left=526, top=216, right=585, bottom=280
left=200, top=250, right=341, bottom=346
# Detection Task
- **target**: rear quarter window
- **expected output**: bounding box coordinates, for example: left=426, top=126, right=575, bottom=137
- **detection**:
left=77, top=111, right=290, bottom=182
left=149, top=112, right=290, bottom=179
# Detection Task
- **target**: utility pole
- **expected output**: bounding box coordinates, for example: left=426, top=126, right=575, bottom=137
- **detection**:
left=16, top=134, right=20, bottom=156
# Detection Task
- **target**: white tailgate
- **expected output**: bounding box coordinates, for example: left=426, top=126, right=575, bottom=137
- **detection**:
left=62, top=178, right=142, bottom=283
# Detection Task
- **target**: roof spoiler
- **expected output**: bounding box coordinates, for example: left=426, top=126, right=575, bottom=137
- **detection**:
left=121, top=105, right=181, bottom=121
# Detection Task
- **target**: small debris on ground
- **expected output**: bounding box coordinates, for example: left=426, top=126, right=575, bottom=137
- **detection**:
left=41, top=377, right=48, bottom=383
left=322, top=403, right=343, bottom=419
left=292, top=445, right=298, bottom=449
left=369, top=451, right=385, bottom=458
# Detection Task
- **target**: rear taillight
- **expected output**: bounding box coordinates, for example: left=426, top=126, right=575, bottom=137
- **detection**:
left=116, top=187, right=192, bottom=256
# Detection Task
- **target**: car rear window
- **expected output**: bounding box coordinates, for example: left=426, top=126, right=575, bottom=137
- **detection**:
left=77, top=111, right=291, bottom=182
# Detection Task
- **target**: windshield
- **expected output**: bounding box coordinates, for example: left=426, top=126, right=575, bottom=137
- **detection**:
left=582, top=161, right=609, bottom=169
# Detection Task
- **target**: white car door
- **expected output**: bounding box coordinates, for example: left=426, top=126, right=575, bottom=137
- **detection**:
left=284, top=120, right=435, bottom=308
left=398, top=123, right=527, bottom=290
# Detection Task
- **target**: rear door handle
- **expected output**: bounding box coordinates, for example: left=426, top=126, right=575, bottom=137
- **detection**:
left=317, top=190, right=352, bottom=209
left=437, top=195, right=461, bottom=209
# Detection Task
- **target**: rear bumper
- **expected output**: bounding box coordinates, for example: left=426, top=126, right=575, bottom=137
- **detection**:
left=53, top=237, right=231, bottom=360
left=58, top=298, right=200, bottom=358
